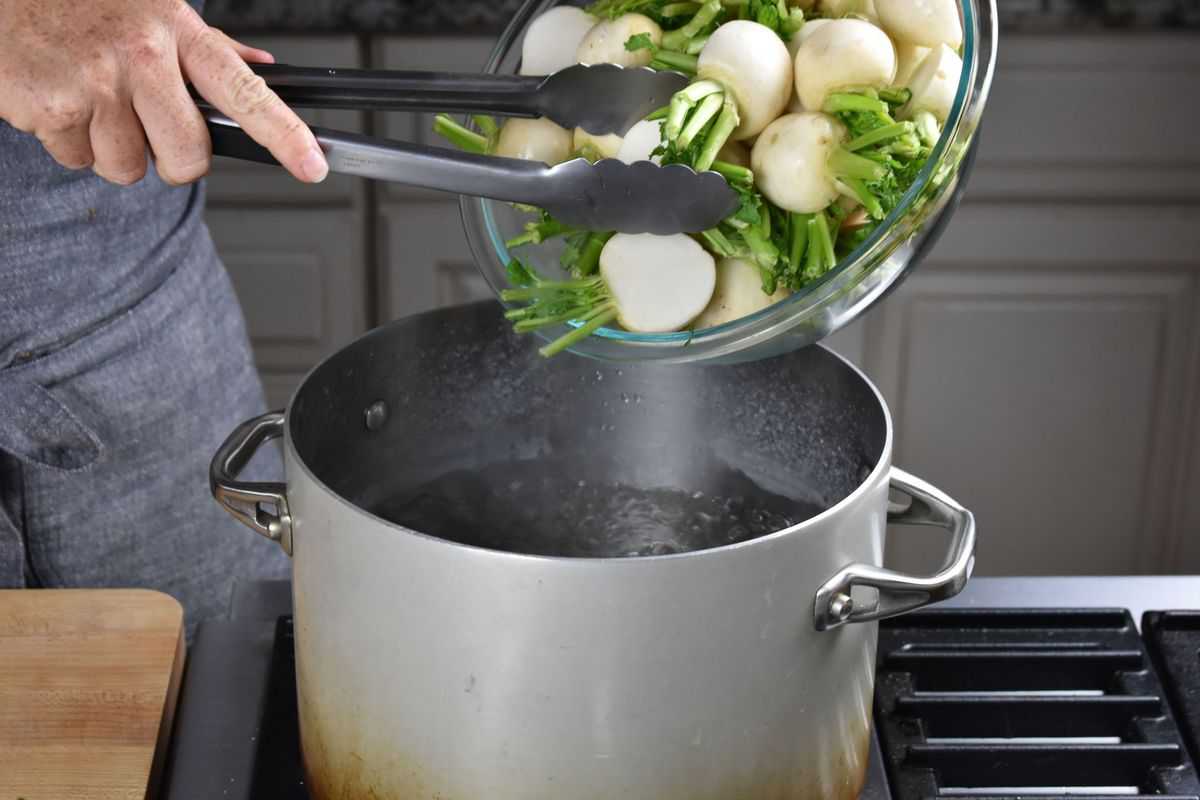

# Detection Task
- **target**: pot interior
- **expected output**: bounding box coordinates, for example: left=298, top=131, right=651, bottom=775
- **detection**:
left=289, top=302, right=887, bottom=557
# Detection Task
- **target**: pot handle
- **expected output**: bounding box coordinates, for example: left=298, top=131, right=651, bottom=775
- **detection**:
left=209, top=410, right=293, bottom=556
left=813, top=468, right=975, bottom=631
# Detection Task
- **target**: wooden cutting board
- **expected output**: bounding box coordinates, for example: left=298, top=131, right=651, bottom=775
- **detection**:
left=0, top=589, right=186, bottom=800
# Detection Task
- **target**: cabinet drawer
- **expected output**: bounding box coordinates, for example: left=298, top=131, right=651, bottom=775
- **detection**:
left=206, top=208, right=366, bottom=371
left=205, top=36, right=365, bottom=204
left=970, top=36, right=1200, bottom=201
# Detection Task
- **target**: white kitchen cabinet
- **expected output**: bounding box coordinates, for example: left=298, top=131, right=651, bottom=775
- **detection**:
left=868, top=204, right=1200, bottom=576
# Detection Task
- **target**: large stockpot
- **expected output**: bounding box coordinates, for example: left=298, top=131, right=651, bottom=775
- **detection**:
left=211, top=301, right=975, bottom=800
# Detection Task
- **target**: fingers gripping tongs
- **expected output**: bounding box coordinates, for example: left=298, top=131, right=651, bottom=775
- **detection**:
left=202, top=63, right=738, bottom=234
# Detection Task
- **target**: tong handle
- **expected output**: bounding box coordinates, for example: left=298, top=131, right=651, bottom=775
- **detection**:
left=248, top=63, right=546, bottom=117
left=205, top=111, right=560, bottom=206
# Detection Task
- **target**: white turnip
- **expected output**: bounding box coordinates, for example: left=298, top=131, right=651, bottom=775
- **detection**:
left=520, top=6, right=598, bottom=76
left=875, top=0, right=962, bottom=49
left=577, top=14, right=662, bottom=67
left=493, top=117, right=573, bottom=164
left=693, top=257, right=788, bottom=329
left=900, top=42, right=962, bottom=122
left=793, top=19, right=896, bottom=112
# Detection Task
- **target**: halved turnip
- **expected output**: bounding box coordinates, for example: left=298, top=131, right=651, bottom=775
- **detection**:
left=793, top=19, right=897, bottom=113
left=616, top=119, right=664, bottom=164
left=501, top=233, right=716, bottom=356
left=574, top=127, right=623, bottom=160
left=493, top=117, right=573, bottom=164
left=692, top=257, right=789, bottom=329
left=520, top=6, right=598, bottom=76
left=892, top=41, right=931, bottom=88
left=900, top=43, right=962, bottom=123
left=875, top=0, right=962, bottom=49
left=577, top=14, right=662, bottom=67
left=601, top=233, right=716, bottom=332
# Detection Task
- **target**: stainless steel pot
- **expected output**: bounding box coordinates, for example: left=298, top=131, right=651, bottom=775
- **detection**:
left=211, top=301, right=975, bottom=800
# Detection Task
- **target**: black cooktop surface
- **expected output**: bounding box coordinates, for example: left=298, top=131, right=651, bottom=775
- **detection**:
left=236, top=608, right=1200, bottom=800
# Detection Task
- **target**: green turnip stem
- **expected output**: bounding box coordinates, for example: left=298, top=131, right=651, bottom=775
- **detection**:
left=878, top=87, right=911, bottom=106
left=501, top=277, right=604, bottom=301
left=685, top=34, right=710, bottom=54
left=830, top=148, right=888, bottom=182
left=914, top=111, right=941, bottom=147
left=694, top=95, right=738, bottom=172
left=506, top=219, right=578, bottom=248
left=540, top=306, right=619, bottom=357
left=678, top=92, right=724, bottom=149
left=840, top=176, right=884, bottom=219
left=662, top=1, right=701, bottom=15
left=803, top=211, right=835, bottom=280
left=789, top=212, right=812, bottom=267
left=576, top=231, right=615, bottom=276
left=651, top=50, right=699, bottom=74
left=434, top=114, right=488, bottom=154
left=742, top=227, right=779, bottom=269
left=472, top=115, right=499, bottom=139
left=702, top=227, right=736, bottom=255
left=680, top=79, right=724, bottom=103
left=846, top=121, right=914, bottom=152
left=824, top=93, right=889, bottom=115
left=662, top=0, right=722, bottom=51
left=666, top=80, right=723, bottom=139
left=646, top=105, right=671, bottom=121
left=710, top=160, right=753, bottom=184
left=514, top=305, right=595, bottom=330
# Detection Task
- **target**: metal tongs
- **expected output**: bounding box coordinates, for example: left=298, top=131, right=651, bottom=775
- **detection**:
left=203, top=63, right=738, bottom=234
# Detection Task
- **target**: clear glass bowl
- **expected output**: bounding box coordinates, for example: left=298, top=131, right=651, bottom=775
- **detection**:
left=460, top=0, right=998, bottom=364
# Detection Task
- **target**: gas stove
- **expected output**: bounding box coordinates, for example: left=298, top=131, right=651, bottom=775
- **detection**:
left=163, top=577, right=1200, bottom=799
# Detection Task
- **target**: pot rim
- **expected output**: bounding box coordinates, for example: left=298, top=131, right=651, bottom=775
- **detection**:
left=282, top=308, right=895, bottom=564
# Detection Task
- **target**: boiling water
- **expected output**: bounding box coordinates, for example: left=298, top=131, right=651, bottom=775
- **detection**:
left=368, top=460, right=824, bottom=558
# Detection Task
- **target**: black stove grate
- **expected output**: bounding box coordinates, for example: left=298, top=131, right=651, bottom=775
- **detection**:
left=1145, top=611, right=1200, bottom=772
left=874, top=608, right=1200, bottom=799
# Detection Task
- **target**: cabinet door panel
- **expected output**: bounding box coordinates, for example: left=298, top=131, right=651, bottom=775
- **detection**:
left=378, top=202, right=490, bottom=320
left=866, top=206, right=1199, bottom=576
left=970, top=36, right=1200, bottom=201
left=207, top=209, right=366, bottom=371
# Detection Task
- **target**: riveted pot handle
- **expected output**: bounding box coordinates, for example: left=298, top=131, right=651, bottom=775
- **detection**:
left=813, top=468, right=975, bottom=631
left=209, top=411, right=293, bottom=556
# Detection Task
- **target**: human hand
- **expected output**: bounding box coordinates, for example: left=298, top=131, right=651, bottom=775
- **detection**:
left=0, top=0, right=328, bottom=185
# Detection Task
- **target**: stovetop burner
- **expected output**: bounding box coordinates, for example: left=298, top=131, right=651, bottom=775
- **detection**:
left=238, top=609, right=1200, bottom=800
